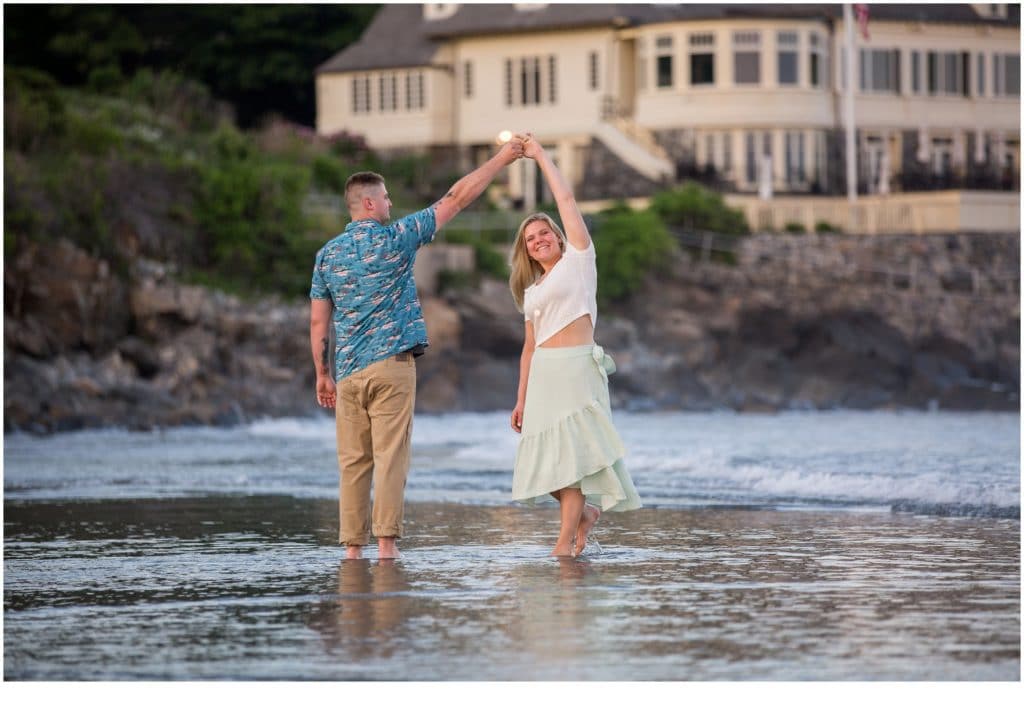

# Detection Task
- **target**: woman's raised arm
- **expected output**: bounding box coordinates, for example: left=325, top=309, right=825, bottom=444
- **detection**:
left=522, top=135, right=590, bottom=251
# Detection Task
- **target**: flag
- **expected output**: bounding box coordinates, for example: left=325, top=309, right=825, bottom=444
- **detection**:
left=854, top=3, right=870, bottom=40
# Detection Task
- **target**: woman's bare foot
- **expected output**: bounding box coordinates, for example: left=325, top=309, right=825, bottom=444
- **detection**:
left=573, top=505, right=601, bottom=556
left=550, top=537, right=574, bottom=557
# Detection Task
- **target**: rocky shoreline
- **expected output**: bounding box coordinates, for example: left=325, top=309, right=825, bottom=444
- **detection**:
left=4, top=232, right=1019, bottom=434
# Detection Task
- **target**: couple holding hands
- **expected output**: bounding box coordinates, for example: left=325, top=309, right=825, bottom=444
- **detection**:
left=310, top=132, right=641, bottom=561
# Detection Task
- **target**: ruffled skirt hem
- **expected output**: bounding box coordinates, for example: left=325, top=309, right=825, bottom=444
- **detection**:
left=511, top=347, right=642, bottom=512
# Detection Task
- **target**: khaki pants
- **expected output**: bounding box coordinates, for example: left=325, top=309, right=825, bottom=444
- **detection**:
left=334, top=352, right=416, bottom=545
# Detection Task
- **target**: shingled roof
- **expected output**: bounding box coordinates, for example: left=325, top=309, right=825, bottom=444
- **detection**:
left=318, top=3, right=1019, bottom=74
left=316, top=4, right=441, bottom=74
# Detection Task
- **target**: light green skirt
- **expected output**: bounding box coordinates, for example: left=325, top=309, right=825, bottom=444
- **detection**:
left=512, top=344, right=642, bottom=512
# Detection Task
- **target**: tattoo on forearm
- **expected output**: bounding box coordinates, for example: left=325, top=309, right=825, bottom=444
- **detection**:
left=319, top=338, right=330, bottom=376
left=432, top=189, right=456, bottom=211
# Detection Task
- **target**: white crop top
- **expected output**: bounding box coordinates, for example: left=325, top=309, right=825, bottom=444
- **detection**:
left=522, top=240, right=598, bottom=346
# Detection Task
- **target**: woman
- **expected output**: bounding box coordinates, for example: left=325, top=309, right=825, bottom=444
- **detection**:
left=509, top=135, right=642, bottom=557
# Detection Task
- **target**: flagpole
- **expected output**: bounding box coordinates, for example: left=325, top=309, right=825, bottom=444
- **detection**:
left=844, top=3, right=858, bottom=203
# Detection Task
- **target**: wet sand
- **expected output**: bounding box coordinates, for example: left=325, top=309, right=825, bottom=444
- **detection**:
left=4, top=497, right=1019, bottom=680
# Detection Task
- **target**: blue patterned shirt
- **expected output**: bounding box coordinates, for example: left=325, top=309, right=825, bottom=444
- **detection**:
left=310, top=207, right=436, bottom=381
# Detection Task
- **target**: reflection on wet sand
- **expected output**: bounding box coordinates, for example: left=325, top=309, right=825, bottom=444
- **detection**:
left=310, top=560, right=412, bottom=662
left=4, top=497, right=1019, bottom=680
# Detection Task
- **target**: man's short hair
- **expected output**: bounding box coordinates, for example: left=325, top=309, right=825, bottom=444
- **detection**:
left=345, top=171, right=386, bottom=209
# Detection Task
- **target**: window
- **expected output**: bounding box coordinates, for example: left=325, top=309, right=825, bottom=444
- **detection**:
left=927, top=50, right=969, bottom=96
left=504, top=59, right=513, bottom=106
left=705, top=133, right=715, bottom=169
left=506, top=55, right=557, bottom=105
left=352, top=75, right=371, bottom=113
left=809, top=32, right=827, bottom=88
left=911, top=50, right=922, bottom=94
left=589, top=51, right=599, bottom=90
left=464, top=61, right=473, bottom=98
left=994, top=53, right=1020, bottom=96
left=785, top=131, right=805, bottom=185
left=548, top=55, right=557, bottom=103
left=656, top=35, right=674, bottom=88
left=931, top=138, right=954, bottom=176
left=733, top=31, right=761, bottom=85
left=777, top=31, right=799, bottom=85
left=976, top=52, right=985, bottom=97
left=859, top=48, right=900, bottom=93
left=745, top=132, right=757, bottom=183
left=722, top=131, right=732, bottom=174
left=689, top=32, right=715, bottom=86
left=423, top=4, right=457, bottom=21
left=406, top=71, right=425, bottom=110
left=379, top=73, right=397, bottom=111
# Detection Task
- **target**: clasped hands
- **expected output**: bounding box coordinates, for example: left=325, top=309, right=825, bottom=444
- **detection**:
left=499, top=132, right=543, bottom=164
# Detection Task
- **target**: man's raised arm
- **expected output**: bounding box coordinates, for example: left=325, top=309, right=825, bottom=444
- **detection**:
left=432, top=137, right=523, bottom=230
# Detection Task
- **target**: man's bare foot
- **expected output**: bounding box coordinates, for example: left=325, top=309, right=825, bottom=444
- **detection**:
left=573, top=505, right=601, bottom=557
left=378, top=537, right=400, bottom=559
left=345, top=545, right=363, bottom=559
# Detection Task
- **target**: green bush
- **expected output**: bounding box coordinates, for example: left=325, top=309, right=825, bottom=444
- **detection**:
left=122, top=69, right=220, bottom=132
left=591, top=206, right=675, bottom=308
left=66, top=110, right=123, bottom=155
left=4, top=67, right=68, bottom=152
left=783, top=221, right=806, bottom=233
left=193, top=126, right=315, bottom=296
left=440, top=229, right=508, bottom=279
left=311, top=153, right=347, bottom=192
left=650, top=180, right=749, bottom=235
left=815, top=220, right=842, bottom=233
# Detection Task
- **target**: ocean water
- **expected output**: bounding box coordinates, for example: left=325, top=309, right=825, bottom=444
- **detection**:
left=4, top=410, right=1019, bottom=517
left=3, top=411, right=1020, bottom=681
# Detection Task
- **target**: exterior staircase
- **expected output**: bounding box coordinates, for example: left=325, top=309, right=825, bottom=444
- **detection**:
left=593, top=115, right=674, bottom=182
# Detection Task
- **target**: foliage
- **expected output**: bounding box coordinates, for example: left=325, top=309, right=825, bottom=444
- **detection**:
left=815, top=220, right=842, bottom=234
left=649, top=180, right=750, bottom=235
left=4, top=67, right=69, bottom=152
left=439, top=230, right=509, bottom=279
left=3, top=4, right=379, bottom=126
left=192, top=126, right=316, bottom=296
left=591, top=205, right=676, bottom=308
left=783, top=221, right=806, bottom=233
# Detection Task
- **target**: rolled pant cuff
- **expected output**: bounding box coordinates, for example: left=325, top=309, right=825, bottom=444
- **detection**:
left=372, top=526, right=403, bottom=539
left=340, top=536, right=370, bottom=546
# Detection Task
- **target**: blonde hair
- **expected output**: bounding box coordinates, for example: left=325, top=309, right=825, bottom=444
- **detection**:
left=508, top=212, right=567, bottom=312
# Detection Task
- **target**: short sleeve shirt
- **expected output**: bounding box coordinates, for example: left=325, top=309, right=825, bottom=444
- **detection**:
left=310, top=207, right=436, bottom=381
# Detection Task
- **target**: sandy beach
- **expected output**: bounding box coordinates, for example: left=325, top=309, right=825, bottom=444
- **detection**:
left=4, top=496, right=1018, bottom=681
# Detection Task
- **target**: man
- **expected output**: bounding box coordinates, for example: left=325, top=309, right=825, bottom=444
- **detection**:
left=310, top=136, right=524, bottom=559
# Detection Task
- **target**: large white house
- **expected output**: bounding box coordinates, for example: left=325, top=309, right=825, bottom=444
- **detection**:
left=315, top=3, right=1020, bottom=207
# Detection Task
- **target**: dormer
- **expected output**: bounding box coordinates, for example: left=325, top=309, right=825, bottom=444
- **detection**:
left=971, top=4, right=1009, bottom=20
left=424, top=4, right=458, bottom=21
left=515, top=3, right=548, bottom=12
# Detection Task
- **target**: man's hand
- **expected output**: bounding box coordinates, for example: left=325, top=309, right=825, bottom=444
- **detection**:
left=316, top=375, right=336, bottom=409
left=498, top=136, right=525, bottom=165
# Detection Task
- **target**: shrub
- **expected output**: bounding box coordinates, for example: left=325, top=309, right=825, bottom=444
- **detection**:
left=4, top=67, right=68, bottom=152
left=440, top=229, right=508, bottom=279
left=815, top=220, right=842, bottom=234
left=193, top=126, right=315, bottom=296
left=783, top=221, right=806, bottom=233
left=650, top=180, right=749, bottom=235
left=591, top=205, right=675, bottom=308
left=311, top=153, right=347, bottom=192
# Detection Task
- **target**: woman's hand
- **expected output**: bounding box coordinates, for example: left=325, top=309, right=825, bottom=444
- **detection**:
left=521, top=132, right=544, bottom=160
left=510, top=401, right=525, bottom=433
